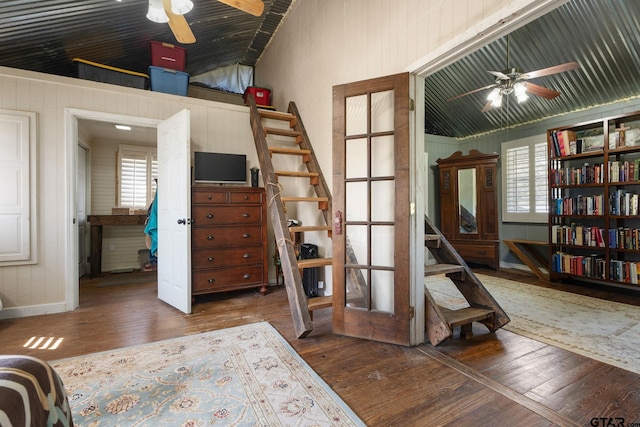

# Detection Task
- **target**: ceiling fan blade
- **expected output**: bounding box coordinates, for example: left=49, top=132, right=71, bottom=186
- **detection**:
left=524, top=82, right=561, bottom=99
left=217, top=0, right=265, bottom=17
left=523, top=61, right=579, bottom=79
left=163, top=0, right=196, bottom=44
left=481, top=100, right=495, bottom=113
left=448, top=83, right=498, bottom=102
left=488, top=70, right=510, bottom=80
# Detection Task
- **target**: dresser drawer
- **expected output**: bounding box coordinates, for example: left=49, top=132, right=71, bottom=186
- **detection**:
left=192, top=265, right=265, bottom=293
left=191, top=189, right=227, bottom=204
left=192, top=246, right=263, bottom=269
left=453, top=242, right=497, bottom=260
left=192, top=206, right=263, bottom=225
left=192, top=225, right=263, bottom=247
left=230, top=191, right=263, bottom=204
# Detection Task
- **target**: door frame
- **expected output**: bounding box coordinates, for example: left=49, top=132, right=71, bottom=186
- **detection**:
left=64, top=108, right=161, bottom=310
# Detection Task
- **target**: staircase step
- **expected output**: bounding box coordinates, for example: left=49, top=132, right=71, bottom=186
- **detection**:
left=307, top=295, right=332, bottom=311
left=264, top=126, right=303, bottom=142
left=289, top=225, right=332, bottom=233
left=259, top=110, right=297, bottom=127
left=298, top=258, right=332, bottom=269
left=425, top=234, right=441, bottom=248
left=275, top=170, right=320, bottom=178
left=269, top=147, right=311, bottom=156
left=424, top=264, right=465, bottom=277
left=438, top=306, right=495, bottom=328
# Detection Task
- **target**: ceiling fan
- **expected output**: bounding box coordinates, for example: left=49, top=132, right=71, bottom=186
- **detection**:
left=448, top=35, right=580, bottom=112
left=147, top=0, right=265, bottom=45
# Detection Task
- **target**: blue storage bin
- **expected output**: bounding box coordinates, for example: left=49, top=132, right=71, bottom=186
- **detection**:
left=149, top=66, right=189, bottom=96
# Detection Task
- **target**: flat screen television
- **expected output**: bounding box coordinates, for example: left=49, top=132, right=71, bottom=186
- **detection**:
left=194, top=151, right=247, bottom=184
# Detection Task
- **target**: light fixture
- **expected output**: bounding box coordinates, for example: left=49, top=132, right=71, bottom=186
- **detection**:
left=147, top=0, right=193, bottom=23
left=486, top=80, right=528, bottom=108
left=171, top=0, right=193, bottom=15
left=115, top=125, right=132, bottom=131
left=146, top=0, right=168, bottom=23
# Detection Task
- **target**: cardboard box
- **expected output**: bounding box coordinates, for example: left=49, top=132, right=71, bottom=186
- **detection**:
left=112, top=207, right=130, bottom=215
left=73, top=58, right=148, bottom=89
left=149, top=66, right=189, bottom=96
left=243, top=86, right=271, bottom=106
left=150, top=41, right=186, bottom=71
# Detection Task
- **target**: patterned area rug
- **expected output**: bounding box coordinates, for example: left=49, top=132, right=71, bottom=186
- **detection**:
left=52, top=322, right=364, bottom=426
left=425, top=273, right=640, bottom=374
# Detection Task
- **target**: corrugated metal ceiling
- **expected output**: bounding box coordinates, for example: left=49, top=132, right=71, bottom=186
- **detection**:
left=426, top=0, right=640, bottom=139
left=0, top=0, right=293, bottom=78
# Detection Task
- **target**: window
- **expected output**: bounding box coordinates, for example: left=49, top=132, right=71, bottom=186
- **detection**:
left=118, top=144, right=157, bottom=209
left=501, top=135, right=548, bottom=223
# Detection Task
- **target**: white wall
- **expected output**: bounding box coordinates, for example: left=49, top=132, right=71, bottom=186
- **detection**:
left=0, top=66, right=263, bottom=318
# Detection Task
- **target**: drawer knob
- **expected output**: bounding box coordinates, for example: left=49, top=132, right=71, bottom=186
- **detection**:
left=207, top=235, right=214, bottom=240
left=244, top=195, right=249, bottom=200
left=243, top=253, right=250, bottom=258
left=242, top=213, right=249, bottom=218
left=207, top=213, right=213, bottom=219
left=243, top=274, right=250, bottom=279
left=207, top=257, right=214, bottom=262
left=207, top=195, right=212, bottom=200
left=243, top=233, right=250, bottom=238
left=208, top=278, right=215, bottom=283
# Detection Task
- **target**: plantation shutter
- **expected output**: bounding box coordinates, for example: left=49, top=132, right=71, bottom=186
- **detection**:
left=534, top=142, right=548, bottom=214
left=505, top=145, right=530, bottom=214
left=118, top=145, right=157, bottom=209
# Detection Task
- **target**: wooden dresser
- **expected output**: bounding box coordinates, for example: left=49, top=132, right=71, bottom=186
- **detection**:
left=191, top=185, right=268, bottom=296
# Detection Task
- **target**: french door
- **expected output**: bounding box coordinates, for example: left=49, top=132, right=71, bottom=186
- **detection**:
left=332, top=73, right=413, bottom=345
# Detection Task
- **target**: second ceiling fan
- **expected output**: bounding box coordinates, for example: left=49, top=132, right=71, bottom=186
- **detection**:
left=151, top=0, right=265, bottom=44
left=448, top=35, right=580, bottom=112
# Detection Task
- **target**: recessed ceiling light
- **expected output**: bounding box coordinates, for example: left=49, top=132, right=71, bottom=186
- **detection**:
left=115, top=125, right=132, bottom=131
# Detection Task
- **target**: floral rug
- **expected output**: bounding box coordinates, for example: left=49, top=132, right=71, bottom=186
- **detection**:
left=425, top=273, right=640, bottom=374
left=51, top=322, right=365, bottom=426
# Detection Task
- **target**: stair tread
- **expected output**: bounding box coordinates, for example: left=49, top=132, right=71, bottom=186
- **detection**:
left=437, top=306, right=495, bottom=327
left=424, top=264, right=464, bottom=276
left=289, top=225, right=331, bottom=232
left=298, top=258, right=332, bottom=268
left=307, top=295, right=332, bottom=311
left=259, top=110, right=295, bottom=121
left=264, top=126, right=302, bottom=138
left=282, top=196, right=329, bottom=202
left=425, top=234, right=440, bottom=241
left=269, top=147, right=311, bottom=155
left=276, top=170, right=320, bottom=177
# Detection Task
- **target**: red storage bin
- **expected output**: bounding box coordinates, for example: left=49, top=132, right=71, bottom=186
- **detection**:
left=243, top=86, right=271, bottom=106
left=150, top=41, right=186, bottom=71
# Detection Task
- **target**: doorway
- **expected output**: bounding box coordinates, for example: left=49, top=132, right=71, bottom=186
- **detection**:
left=65, top=108, right=161, bottom=310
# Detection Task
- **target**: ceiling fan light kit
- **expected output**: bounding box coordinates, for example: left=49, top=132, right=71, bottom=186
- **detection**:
left=146, top=0, right=169, bottom=23
left=171, top=0, right=194, bottom=15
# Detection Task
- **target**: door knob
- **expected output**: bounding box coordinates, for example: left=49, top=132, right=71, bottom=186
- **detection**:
left=177, top=218, right=186, bottom=224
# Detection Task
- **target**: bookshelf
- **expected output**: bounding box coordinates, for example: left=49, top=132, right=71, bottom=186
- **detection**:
left=549, top=110, right=640, bottom=288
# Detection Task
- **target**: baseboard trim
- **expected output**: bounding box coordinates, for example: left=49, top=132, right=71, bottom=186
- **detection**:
left=0, top=302, right=68, bottom=320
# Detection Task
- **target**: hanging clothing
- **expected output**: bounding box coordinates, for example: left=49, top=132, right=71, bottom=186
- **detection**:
left=144, top=189, right=158, bottom=257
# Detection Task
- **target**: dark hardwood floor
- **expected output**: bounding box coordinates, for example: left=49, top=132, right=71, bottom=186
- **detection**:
left=2, top=268, right=640, bottom=426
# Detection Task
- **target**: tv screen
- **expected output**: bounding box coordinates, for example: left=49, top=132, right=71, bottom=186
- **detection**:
left=194, top=152, right=247, bottom=184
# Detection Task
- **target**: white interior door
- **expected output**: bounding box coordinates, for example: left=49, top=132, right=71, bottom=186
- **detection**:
left=77, top=144, right=89, bottom=277
left=157, top=109, right=192, bottom=313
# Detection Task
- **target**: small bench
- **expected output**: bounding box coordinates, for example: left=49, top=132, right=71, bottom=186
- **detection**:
left=503, top=239, right=549, bottom=280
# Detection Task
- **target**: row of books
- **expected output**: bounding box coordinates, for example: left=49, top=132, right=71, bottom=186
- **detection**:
left=609, top=159, right=640, bottom=182
left=552, top=252, right=605, bottom=278
left=550, top=163, right=604, bottom=186
left=610, top=189, right=640, bottom=215
left=552, top=194, right=605, bottom=215
left=550, top=130, right=606, bottom=157
left=551, top=224, right=605, bottom=247
left=609, top=227, right=640, bottom=250
left=610, top=260, right=640, bottom=284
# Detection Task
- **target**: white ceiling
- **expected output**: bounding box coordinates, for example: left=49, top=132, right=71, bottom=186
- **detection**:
left=78, top=119, right=157, bottom=145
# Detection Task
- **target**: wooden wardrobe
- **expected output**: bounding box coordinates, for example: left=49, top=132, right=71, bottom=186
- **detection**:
left=436, top=150, right=500, bottom=270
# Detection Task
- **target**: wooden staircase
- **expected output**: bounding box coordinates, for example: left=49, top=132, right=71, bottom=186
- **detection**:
left=248, top=95, right=333, bottom=339
left=424, top=215, right=510, bottom=346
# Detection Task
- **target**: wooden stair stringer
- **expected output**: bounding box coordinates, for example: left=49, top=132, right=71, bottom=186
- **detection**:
left=248, top=95, right=313, bottom=339
left=424, top=214, right=510, bottom=341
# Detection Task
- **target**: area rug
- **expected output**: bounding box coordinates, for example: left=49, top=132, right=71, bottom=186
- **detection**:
left=51, top=322, right=364, bottom=426
left=425, top=273, right=640, bottom=374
